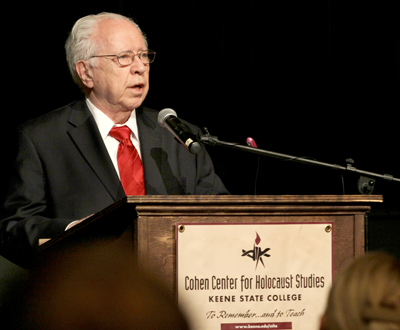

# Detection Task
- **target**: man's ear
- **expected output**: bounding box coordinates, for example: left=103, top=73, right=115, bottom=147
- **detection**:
left=76, top=60, right=94, bottom=89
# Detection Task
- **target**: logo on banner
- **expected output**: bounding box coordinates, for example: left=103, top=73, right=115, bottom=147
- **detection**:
left=241, top=232, right=271, bottom=269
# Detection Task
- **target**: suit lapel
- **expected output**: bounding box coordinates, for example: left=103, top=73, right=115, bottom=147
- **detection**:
left=136, top=107, right=166, bottom=194
left=67, top=101, right=125, bottom=201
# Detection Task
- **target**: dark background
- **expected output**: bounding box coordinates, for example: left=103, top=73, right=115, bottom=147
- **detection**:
left=2, top=1, right=400, bottom=256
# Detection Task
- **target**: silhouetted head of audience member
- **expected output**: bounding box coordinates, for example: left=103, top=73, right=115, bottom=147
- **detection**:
left=320, top=251, right=400, bottom=330
left=5, top=240, right=189, bottom=330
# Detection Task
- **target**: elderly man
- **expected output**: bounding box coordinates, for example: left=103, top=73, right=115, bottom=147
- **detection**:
left=0, top=12, right=228, bottom=267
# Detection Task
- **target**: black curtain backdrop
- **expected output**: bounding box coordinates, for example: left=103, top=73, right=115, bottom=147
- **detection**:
left=3, top=1, right=400, bottom=256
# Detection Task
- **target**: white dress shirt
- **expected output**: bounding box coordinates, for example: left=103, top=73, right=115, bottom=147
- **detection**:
left=85, top=98, right=142, bottom=178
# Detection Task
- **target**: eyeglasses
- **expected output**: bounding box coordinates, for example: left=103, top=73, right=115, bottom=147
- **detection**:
left=89, top=50, right=156, bottom=66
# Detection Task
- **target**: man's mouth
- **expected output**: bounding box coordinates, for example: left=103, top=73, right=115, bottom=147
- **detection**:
left=131, top=83, right=144, bottom=90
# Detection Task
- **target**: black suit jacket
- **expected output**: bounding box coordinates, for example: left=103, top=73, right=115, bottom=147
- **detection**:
left=0, top=100, right=228, bottom=266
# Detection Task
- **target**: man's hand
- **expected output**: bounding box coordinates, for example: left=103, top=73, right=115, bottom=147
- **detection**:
left=65, top=214, right=94, bottom=231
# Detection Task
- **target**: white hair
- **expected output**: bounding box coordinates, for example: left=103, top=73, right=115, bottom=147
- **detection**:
left=65, top=12, right=148, bottom=90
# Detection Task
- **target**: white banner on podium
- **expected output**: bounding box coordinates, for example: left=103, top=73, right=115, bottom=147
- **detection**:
left=176, top=223, right=333, bottom=330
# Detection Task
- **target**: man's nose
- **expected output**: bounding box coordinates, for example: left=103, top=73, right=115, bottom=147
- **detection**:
left=130, top=56, right=147, bottom=74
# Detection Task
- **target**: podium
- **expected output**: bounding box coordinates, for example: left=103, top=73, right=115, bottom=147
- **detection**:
left=37, top=195, right=382, bottom=293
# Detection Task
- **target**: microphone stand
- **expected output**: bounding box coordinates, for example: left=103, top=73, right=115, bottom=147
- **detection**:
left=199, top=129, right=400, bottom=194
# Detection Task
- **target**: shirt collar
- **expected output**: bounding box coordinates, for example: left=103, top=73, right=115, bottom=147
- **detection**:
left=85, top=98, right=139, bottom=141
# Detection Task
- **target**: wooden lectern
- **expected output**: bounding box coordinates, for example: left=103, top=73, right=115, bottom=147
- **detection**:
left=37, top=195, right=382, bottom=292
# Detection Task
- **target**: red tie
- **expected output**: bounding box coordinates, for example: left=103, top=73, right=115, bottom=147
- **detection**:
left=109, top=126, right=145, bottom=196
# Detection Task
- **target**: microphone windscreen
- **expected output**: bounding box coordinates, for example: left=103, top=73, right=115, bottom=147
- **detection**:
left=158, top=108, right=177, bottom=127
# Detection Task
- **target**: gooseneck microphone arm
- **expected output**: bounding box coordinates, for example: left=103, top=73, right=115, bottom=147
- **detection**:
left=199, top=128, right=400, bottom=194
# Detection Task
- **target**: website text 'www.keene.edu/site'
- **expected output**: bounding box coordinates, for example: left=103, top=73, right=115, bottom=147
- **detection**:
left=221, top=322, right=292, bottom=330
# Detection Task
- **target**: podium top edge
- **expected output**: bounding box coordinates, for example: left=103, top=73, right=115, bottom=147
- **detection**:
left=126, top=195, right=383, bottom=204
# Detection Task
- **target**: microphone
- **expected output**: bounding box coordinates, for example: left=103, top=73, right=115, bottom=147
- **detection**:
left=158, top=108, right=202, bottom=154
